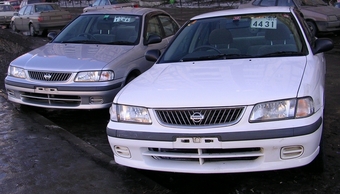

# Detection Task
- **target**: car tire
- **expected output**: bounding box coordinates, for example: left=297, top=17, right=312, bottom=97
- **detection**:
left=29, top=23, right=36, bottom=37
left=306, top=21, right=317, bottom=37
left=11, top=22, right=19, bottom=32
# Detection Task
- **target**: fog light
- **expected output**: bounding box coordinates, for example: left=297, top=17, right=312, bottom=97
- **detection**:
left=114, top=145, right=131, bottom=158
left=7, top=89, right=14, bottom=96
left=90, top=96, right=103, bottom=104
left=281, top=145, right=304, bottom=159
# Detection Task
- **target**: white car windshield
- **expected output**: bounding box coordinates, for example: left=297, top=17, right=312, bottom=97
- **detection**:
left=160, top=12, right=307, bottom=63
left=52, top=14, right=141, bottom=45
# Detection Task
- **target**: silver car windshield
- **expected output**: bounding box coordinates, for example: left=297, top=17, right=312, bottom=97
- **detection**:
left=53, top=14, right=141, bottom=45
left=160, top=12, right=307, bottom=63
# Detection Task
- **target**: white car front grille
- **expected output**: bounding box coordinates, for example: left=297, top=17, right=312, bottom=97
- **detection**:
left=145, top=147, right=263, bottom=165
left=155, top=107, right=245, bottom=127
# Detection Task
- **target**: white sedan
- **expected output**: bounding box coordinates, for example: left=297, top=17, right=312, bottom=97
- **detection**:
left=107, top=6, right=333, bottom=173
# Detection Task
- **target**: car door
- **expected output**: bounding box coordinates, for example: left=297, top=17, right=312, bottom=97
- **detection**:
left=19, top=4, right=32, bottom=31
left=13, top=5, right=25, bottom=30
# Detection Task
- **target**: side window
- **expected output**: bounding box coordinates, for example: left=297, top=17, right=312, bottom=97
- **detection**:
left=23, top=5, right=32, bottom=15
left=18, top=6, right=26, bottom=15
left=101, top=0, right=110, bottom=5
left=146, top=16, right=163, bottom=39
left=278, top=0, right=295, bottom=6
left=258, top=0, right=277, bottom=6
left=92, top=0, right=101, bottom=6
left=159, top=15, right=179, bottom=37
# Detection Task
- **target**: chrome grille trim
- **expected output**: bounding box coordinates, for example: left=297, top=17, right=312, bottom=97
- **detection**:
left=154, top=107, right=245, bottom=127
left=28, top=71, right=72, bottom=82
left=145, top=147, right=263, bottom=165
left=21, top=92, right=81, bottom=107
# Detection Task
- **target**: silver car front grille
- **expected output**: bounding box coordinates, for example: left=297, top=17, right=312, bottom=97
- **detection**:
left=28, top=71, right=72, bottom=82
left=155, top=107, right=244, bottom=127
left=21, top=92, right=81, bottom=107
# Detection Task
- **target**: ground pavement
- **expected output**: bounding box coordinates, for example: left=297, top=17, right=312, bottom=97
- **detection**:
left=0, top=90, right=171, bottom=193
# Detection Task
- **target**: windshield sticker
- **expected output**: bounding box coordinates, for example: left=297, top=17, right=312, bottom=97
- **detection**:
left=233, top=16, right=241, bottom=21
left=114, top=16, right=132, bottom=22
left=251, top=17, right=277, bottom=29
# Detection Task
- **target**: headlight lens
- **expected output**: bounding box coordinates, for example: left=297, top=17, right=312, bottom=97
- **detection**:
left=328, top=15, right=337, bottom=21
left=109, top=104, right=152, bottom=124
left=249, top=97, right=314, bottom=122
left=8, top=66, right=26, bottom=78
left=74, top=70, right=114, bottom=82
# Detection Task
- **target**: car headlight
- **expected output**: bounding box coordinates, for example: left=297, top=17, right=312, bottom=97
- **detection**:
left=109, top=104, right=152, bottom=124
left=74, top=70, right=114, bottom=82
left=328, top=15, right=338, bottom=21
left=249, top=97, right=314, bottom=122
left=8, top=66, right=26, bottom=79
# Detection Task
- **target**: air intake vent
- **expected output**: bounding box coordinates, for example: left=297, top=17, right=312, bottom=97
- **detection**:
left=155, top=107, right=244, bottom=127
left=28, top=71, right=71, bottom=82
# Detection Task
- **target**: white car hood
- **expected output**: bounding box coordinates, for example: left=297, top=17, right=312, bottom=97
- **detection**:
left=11, top=43, right=133, bottom=71
left=117, top=57, right=307, bottom=107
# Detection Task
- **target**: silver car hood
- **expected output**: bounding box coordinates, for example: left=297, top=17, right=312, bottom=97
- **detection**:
left=11, top=43, right=134, bottom=71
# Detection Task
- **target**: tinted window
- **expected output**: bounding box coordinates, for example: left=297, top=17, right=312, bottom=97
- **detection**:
left=23, top=5, right=32, bottom=15
left=160, top=12, right=307, bottom=63
left=18, top=6, right=25, bottom=14
left=0, top=5, right=15, bottom=11
left=253, top=0, right=296, bottom=6
left=53, top=14, right=141, bottom=45
left=159, top=15, right=179, bottom=37
left=146, top=16, right=163, bottom=39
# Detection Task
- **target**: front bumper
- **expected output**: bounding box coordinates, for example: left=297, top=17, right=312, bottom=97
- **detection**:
left=107, top=111, right=323, bottom=173
left=316, top=20, right=340, bottom=32
left=5, top=78, right=123, bottom=109
left=0, top=17, right=11, bottom=25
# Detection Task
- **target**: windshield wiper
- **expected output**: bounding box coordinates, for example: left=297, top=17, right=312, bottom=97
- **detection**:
left=181, top=53, right=251, bottom=62
left=257, top=51, right=304, bottom=57
left=61, top=40, right=102, bottom=44
left=107, top=41, right=134, bottom=45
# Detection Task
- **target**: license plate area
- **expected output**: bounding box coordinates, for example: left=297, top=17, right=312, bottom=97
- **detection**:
left=35, top=87, right=58, bottom=93
left=173, top=137, right=221, bottom=148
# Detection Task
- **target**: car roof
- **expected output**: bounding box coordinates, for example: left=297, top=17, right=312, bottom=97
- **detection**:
left=81, top=7, right=167, bottom=16
left=191, top=6, right=293, bottom=20
left=26, top=2, right=59, bottom=5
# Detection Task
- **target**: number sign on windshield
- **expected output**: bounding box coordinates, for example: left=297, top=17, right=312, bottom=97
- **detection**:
left=251, top=17, right=277, bottom=29
left=114, top=16, right=132, bottom=22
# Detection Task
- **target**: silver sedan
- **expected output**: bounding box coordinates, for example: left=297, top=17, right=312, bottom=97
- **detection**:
left=5, top=7, right=180, bottom=109
left=11, top=2, right=72, bottom=36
